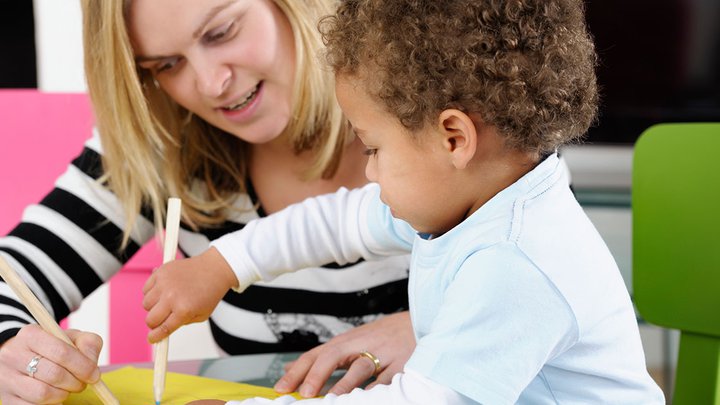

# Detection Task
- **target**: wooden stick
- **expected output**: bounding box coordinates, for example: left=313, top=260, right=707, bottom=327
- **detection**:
left=153, top=197, right=182, bottom=405
left=0, top=255, right=120, bottom=405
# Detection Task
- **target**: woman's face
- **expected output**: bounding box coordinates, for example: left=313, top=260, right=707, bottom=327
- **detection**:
left=128, top=0, right=296, bottom=144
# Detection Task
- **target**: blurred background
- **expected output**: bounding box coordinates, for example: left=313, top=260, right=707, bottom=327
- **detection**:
left=1, top=0, right=719, bottom=400
left=4, top=1, right=719, bottom=140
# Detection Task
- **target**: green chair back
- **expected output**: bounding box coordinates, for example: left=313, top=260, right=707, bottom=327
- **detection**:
left=633, top=123, right=720, bottom=404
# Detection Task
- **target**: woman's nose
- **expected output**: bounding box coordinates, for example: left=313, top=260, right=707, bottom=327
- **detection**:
left=194, top=59, right=231, bottom=98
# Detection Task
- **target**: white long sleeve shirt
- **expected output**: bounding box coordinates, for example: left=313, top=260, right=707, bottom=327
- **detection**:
left=226, top=369, right=473, bottom=405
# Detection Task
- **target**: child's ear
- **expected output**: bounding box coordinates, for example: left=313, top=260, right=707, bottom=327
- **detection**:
left=437, top=109, right=478, bottom=169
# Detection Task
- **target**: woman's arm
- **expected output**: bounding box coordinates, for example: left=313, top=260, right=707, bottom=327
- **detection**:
left=0, top=135, right=154, bottom=343
left=0, top=135, right=154, bottom=403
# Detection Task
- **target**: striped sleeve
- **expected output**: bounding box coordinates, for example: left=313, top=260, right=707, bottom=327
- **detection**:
left=0, top=132, right=155, bottom=343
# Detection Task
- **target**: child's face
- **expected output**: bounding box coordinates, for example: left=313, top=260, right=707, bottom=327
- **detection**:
left=336, top=76, right=467, bottom=235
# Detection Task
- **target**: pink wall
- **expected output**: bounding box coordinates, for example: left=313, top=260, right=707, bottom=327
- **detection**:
left=0, top=90, right=93, bottom=234
left=0, top=90, right=159, bottom=363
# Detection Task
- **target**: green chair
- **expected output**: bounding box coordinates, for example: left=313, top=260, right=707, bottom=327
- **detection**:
left=633, top=123, right=720, bottom=404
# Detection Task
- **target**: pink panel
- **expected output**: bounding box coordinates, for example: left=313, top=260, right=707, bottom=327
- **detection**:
left=0, top=90, right=93, bottom=328
left=109, top=262, right=154, bottom=363
left=0, top=90, right=163, bottom=363
left=0, top=90, right=94, bottom=235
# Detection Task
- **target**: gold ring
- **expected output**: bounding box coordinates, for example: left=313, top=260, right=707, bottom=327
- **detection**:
left=358, top=350, right=381, bottom=376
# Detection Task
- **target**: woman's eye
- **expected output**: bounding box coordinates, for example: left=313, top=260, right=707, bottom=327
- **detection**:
left=156, top=60, right=177, bottom=73
left=363, top=148, right=377, bottom=157
left=143, top=56, right=182, bottom=75
left=205, top=21, right=236, bottom=43
left=138, top=57, right=179, bottom=76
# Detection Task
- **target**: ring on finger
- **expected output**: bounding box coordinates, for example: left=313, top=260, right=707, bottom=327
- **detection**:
left=26, top=355, right=42, bottom=378
left=358, top=350, right=381, bottom=376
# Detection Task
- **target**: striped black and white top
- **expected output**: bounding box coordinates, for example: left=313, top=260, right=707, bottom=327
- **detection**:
left=0, top=134, right=410, bottom=354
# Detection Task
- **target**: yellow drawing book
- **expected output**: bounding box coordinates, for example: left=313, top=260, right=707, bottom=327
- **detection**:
left=2, top=366, right=300, bottom=405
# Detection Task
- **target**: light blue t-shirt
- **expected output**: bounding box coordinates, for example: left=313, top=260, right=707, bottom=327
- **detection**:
left=364, top=154, right=664, bottom=404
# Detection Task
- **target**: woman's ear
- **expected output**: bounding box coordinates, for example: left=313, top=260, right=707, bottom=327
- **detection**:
left=437, top=109, right=478, bottom=169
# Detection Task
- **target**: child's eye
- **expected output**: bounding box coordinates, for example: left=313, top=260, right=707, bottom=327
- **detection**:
left=204, top=21, right=237, bottom=43
left=363, top=148, right=377, bottom=157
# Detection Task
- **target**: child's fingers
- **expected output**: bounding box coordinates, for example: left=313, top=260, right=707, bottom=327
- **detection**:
left=145, top=298, right=171, bottom=330
left=147, top=312, right=182, bottom=343
left=142, top=282, right=161, bottom=311
left=142, top=272, right=156, bottom=294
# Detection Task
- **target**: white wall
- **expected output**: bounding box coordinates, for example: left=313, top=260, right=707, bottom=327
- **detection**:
left=33, top=0, right=85, bottom=92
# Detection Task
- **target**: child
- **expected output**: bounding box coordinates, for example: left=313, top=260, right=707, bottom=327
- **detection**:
left=148, top=0, right=665, bottom=403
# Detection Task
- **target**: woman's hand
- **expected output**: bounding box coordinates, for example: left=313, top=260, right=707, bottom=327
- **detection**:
left=0, top=324, right=103, bottom=404
left=143, top=247, right=238, bottom=343
left=274, top=311, right=415, bottom=398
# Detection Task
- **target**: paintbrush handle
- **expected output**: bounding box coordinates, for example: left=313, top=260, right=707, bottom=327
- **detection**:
left=153, top=197, right=182, bottom=405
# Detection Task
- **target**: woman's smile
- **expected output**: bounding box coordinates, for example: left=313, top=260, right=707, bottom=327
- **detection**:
left=219, top=81, right=264, bottom=122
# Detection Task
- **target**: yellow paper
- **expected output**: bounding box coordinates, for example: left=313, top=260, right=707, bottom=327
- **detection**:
left=60, top=366, right=299, bottom=404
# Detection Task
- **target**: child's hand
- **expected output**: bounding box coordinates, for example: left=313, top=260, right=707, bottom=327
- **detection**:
left=143, top=247, right=238, bottom=343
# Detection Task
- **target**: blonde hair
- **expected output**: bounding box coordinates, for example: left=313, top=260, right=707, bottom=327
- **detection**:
left=81, top=0, right=347, bottom=246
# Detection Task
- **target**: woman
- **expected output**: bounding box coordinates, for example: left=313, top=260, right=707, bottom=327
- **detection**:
left=0, top=0, right=413, bottom=403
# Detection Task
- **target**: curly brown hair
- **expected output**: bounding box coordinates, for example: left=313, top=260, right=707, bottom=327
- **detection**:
left=320, top=0, right=598, bottom=153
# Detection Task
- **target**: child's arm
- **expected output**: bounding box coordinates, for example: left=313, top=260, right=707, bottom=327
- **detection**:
left=144, top=184, right=414, bottom=342
left=211, top=183, right=414, bottom=290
